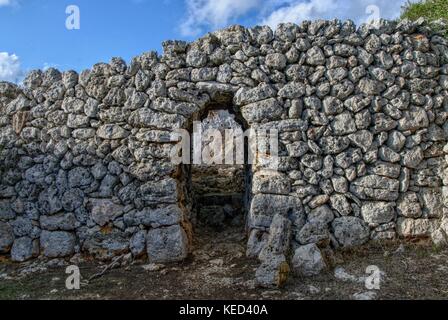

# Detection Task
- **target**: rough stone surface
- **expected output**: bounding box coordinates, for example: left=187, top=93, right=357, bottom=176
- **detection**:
left=397, top=218, right=438, bottom=238
left=11, top=237, right=38, bottom=262
left=291, top=243, right=327, bottom=276
left=88, top=199, right=124, bottom=227
left=40, top=231, right=76, bottom=258
left=332, top=217, right=370, bottom=247
left=130, top=230, right=147, bottom=257
left=0, top=222, right=14, bottom=253
left=146, top=224, right=188, bottom=263
left=255, top=254, right=290, bottom=288
left=0, top=20, right=446, bottom=284
left=361, top=202, right=395, bottom=225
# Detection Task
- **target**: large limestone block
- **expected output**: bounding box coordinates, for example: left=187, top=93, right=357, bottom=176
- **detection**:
left=146, top=224, right=188, bottom=263
left=40, top=231, right=76, bottom=258
left=291, top=243, right=327, bottom=276
left=397, top=218, right=438, bottom=238
left=249, top=194, right=305, bottom=229
left=255, top=254, right=290, bottom=288
left=331, top=216, right=369, bottom=247
left=252, top=170, right=291, bottom=195
left=361, top=202, right=395, bottom=224
left=88, top=199, right=124, bottom=227
left=0, top=222, right=14, bottom=253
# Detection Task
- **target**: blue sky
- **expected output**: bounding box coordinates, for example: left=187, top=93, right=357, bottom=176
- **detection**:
left=0, top=0, right=411, bottom=83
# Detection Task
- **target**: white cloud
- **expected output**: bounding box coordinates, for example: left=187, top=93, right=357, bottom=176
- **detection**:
left=180, top=0, right=261, bottom=36
left=0, top=52, right=23, bottom=83
left=262, top=0, right=406, bottom=29
left=0, top=0, right=14, bottom=7
left=180, top=0, right=408, bottom=36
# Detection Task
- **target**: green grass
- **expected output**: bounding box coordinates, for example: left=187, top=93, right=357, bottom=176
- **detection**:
left=401, top=0, right=448, bottom=22
left=401, top=0, right=448, bottom=36
left=0, top=281, right=28, bottom=300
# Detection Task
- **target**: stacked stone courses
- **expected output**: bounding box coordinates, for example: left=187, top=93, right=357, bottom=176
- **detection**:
left=1, top=18, right=448, bottom=284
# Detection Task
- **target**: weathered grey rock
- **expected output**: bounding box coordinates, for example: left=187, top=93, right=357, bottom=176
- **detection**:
left=387, top=131, right=406, bottom=152
left=241, top=98, right=283, bottom=124
left=0, top=222, right=14, bottom=253
left=286, top=141, right=309, bottom=157
left=420, top=188, right=443, bottom=218
left=10, top=217, right=33, bottom=237
left=361, top=202, right=395, bottom=224
left=68, top=167, right=93, bottom=189
left=291, top=243, right=327, bottom=276
left=402, top=147, right=424, bottom=168
left=123, top=205, right=183, bottom=227
left=397, top=109, right=429, bottom=131
left=130, top=230, right=147, bottom=257
left=40, top=231, right=76, bottom=257
left=265, top=53, right=287, bottom=70
left=331, top=112, right=357, bottom=135
left=259, top=214, right=291, bottom=261
left=67, top=114, right=89, bottom=128
left=61, top=189, right=84, bottom=212
left=139, top=178, right=178, bottom=204
left=332, top=216, right=369, bottom=247
left=306, top=46, right=325, bottom=65
left=252, top=170, right=290, bottom=195
left=249, top=194, right=304, bottom=229
left=330, top=194, right=352, bottom=216
left=88, top=199, right=124, bottom=227
left=397, top=192, right=422, bottom=218
left=24, top=164, right=46, bottom=184
left=348, top=130, right=373, bottom=152
left=308, top=195, right=329, bottom=209
left=369, top=162, right=401, bottom=179
left=98, top=174, right=118, bottom=197
left=431, top=228, right=448, bottom=247
left=129, top=107, right=187, bottom=129
left=186, top=49, right=207, bottom=68
left=246, top=229, right=269, bottom=258
left=323, top=96, right=343, bottom=115
left=97, top=124, right=129, bottom=140
left=0, top=200, right=16, bottom=220
left=319, top=136, right=350, bottom=154
left=296, top=220, right=329, bottom=245
left=40, top=212, right=77, bottom=231
left=11, top=237, right=38, bottom=262
left=301, top=154, right=322, bottom=171
left=308, top=205, right=334, bottom=225
left=146, top=224, right=188, bottom=263
left=331, top=176, right=348, bottom=193
left=397, top=218, right=437, bottom=238
left=255, top=254, right=290, bottom=288
left=379, top=146, right=400, bottom=163
left=350, top=175, right=399, bottom=201
left=358, top=78, right=385, bottom=95
left=234, top=83, right=276, bottom=105
left=353, top=291, right=377, bottom=300
left=278, top=82, right=305, bottom=99
left=82, top=229, right=129, bottom=260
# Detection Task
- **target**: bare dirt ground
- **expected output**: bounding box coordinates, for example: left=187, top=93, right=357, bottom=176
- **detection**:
left=1, top=226, right=448, bottom=300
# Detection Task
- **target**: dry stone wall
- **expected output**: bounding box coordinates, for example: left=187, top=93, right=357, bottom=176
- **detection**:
left=191, top=110, right=246, bottom=228
left=1, top=19, right=448, bottom=283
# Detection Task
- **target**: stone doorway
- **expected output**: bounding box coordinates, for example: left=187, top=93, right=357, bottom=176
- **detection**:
left=184, top=105, right=252, bottom=243
left=192, top=109, right=246, bottom=230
